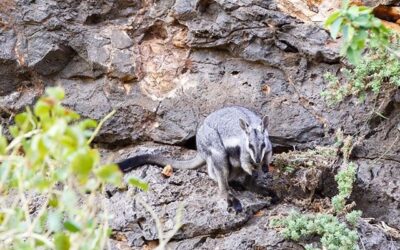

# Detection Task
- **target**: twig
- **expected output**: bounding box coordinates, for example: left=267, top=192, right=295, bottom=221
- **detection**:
left=17, top=232, right=54, bottom=248
left=372, top=134, right=399, bottom=164
left=5, top=129, right=40, bottom=152
left=136, top=196, right=165, bottom=242
left=359, top=234, right=367, bottom=250
left=156, top=204, right=184, bottom=250
left=87, top=109, right=116, bottom=145
left=136, top=196, right=184, bottom=250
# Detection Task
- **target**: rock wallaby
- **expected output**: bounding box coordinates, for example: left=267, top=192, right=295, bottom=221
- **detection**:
left=117, top=106, right=274, bottom=212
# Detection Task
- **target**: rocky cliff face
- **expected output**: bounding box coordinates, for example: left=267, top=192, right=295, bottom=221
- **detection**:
left=1, top=0, right=399, bottom=249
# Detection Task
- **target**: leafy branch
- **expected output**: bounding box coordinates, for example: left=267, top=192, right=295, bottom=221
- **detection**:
left=324, top=0, right=390, bottom=64
left=0, top=87, right=147, bottom=250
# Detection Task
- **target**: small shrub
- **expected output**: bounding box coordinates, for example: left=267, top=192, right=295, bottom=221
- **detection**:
left=0, top=87, right=147, bottom=249
left=271, top=212, right=358, bottom=250
left=322, top=44, right=400, bottom=104
left=323, top=1, right=400, bottom=104
left=332, top=163, right=357, bottom=213
left=271, top=162, right=361, bottom=249
left=346, top=210, right=362, bottom=227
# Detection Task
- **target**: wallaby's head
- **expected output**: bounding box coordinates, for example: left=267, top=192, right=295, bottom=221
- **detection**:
left=239, top=115, right=272, bottom=174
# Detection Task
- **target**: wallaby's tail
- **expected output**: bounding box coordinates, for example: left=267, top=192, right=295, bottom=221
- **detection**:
left=117, top=152, right=205, bottom=173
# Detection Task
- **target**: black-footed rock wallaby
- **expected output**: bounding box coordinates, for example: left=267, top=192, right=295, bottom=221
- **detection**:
left=117, top=106, right=274, bottom=212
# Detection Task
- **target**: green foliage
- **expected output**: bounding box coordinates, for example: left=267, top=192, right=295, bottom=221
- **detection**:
left=304, top=244, right=319, bottom=250
left=271, top=212, right=358, bottom=250
left=128, top=177, right=150, bottom=191
left=322, top=44, right=400, bottom=104
left=0, top=87, right=146, bottom=250
left=324, top=0, right=390, bottom=64
left=271, top=161, right=361, bottom=249
left=332, top=163, right=357, bottom=212
left=346, top=210, right=362, bottom=227
left=323, top=1, right=400, bottom=104
left=321, top=72, right=346, bottom=104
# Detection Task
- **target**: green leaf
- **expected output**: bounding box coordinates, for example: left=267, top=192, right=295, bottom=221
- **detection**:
left=35, top=237, right=46, bottom=247
left=48, top=211, right=62, bottom=232
left=31, top=176, right=52, bottom=191
left=34, top=99, right=52, bottom=118
left=357, top=6, right=372, bottom=14
left=346, top=47, right=360, bottom=64
left=128, top=177, right=149, bottom=191
left=353, top=15, right=371, bottom=27
left=342, top=24, right=355, bottom=43
left=0, top=162, right=11, bottom=185
left=324, top=11, right=341, bottom=27
left=353, top=29, right=367, bottom=47
left=347, top=6, right=359, bottom=18
left=59, top=134, right=77, bottom=150
left=49, top=195, right=59, bottom=208
left=106, top=228, right=113, bottom=237
left=53, top=105, right=80, bottom=121
left=0, top=135, right=7, bottom=154
left=95, top=164, right=122, bottom=186
left=71, top=151, right=95, bottom=182
left=79, top=119, right=98, bottom=130
left=64, top=220, right=81, bottom=233
left=9, top=125, right=19, bottom=138
left=371, top=17, right=382, bottom=27
left=46, top=87, right=65, bottom=101
left=54, top=232, right=70, bottom=250
left=55, top=167, right=69, bottom=182
left=30, top=136, right=48, bottom=161
left=47, top=119, right=67, bottom=137
left=329, top=17, right=343, bottom=39
left=61, top=190, right=77, bottom=210
left=15, top=113, right=28, bottom=127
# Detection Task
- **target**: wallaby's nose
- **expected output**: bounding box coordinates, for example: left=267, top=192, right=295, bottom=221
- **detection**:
left=252, top=171, right=259, bottom=178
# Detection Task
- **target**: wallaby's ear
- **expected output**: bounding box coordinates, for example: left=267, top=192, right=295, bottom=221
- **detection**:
left=262, top=115, right=269, bottom=130
left=239, top=118, right=250, bottom=133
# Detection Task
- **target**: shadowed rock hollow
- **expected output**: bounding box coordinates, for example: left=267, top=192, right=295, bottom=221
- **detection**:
left=1, top=0, right=399, bottom=249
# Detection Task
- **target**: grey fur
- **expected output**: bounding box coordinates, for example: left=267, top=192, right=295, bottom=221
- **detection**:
left=118, top=106, right=273, bottom=212
left=195, top=106, right=273, bottom=212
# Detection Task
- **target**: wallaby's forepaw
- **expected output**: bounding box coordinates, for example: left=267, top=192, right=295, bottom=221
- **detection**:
left=228, top=180, right=246, bottom=191
left=268, top=189, right=280, bottom=204
left=228, top=197, right=243, bottom=213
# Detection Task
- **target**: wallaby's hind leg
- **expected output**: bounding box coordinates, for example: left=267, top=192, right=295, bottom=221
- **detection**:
left=207, top=154, right=243, bottom=213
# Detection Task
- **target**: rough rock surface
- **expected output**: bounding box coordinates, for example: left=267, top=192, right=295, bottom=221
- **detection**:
left=353, top=159, right=400, bottom=228
left=1, top=0, right=399, bottom=248
left=105, top=146, right=400, bottom=250
left=363, top=0, right=400, bottom=7
left=104, top=145, right=277, bottom=248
